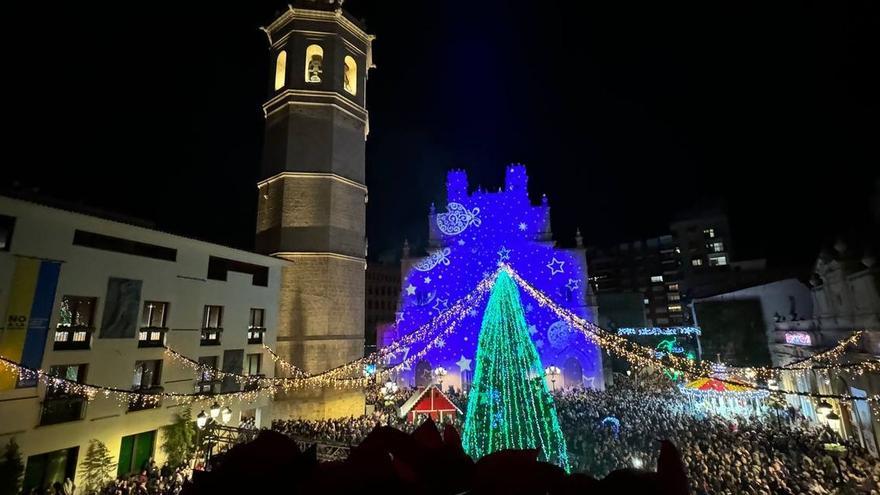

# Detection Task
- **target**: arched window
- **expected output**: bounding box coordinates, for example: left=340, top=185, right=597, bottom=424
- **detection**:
left=343, top=55, right=357, bottom=95
left=304, top=44, right=323, bottom=83
left=274, top=51, right=287, bottom=90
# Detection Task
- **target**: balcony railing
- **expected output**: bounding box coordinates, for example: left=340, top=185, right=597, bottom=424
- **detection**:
left=53, top=326, right=93, bottom=350
left=243, top=374, right=265, bottom=392
left=39, top=395, right=86, bottom=425
left=247, top=327, right=266, bottom=345
left=128, top=386, right=164, bottom=412
left=138, top=327, right=168, bottom=348
left=200, top=328, right=222, bottom=346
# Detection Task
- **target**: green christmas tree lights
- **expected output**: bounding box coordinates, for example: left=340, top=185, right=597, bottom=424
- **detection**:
left=462, top=269, right=570, bottom=471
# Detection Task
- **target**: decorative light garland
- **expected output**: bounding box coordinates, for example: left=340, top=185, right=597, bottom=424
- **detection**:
left=617, top=327, right=702, bottom=336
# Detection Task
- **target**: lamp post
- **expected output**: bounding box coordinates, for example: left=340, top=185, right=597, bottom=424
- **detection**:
left=823, top=442, right=847, bottom=486
left=545, top=365, right=561, bottom=392
left=196, top=405, right=233, bottom=468
left=432, top=367, right=447, bottom=391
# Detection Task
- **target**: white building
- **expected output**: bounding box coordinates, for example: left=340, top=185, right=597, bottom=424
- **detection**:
left=0, top=195, right=287, bottom=491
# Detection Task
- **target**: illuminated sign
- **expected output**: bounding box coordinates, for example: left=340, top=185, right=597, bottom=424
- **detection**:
left=784, top=332, right=812, bottom=346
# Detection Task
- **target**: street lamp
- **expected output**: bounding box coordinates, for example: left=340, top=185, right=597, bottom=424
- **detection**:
left=545, top=365, right=561, bottom=392
left=221, top=406, right=233, bottom=424
left=432, top=367, right=447, bottom=390
left=210, top=402, right=221, bottom=420
left=196, top=410, right=208, bottom=429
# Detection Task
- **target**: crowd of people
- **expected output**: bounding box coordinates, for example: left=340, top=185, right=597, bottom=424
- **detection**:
left=271, top=376, right=880, bottom=494
left=97, top=460, right=189, bottom=495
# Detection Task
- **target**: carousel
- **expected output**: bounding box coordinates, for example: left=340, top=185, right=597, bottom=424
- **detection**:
left=679, top=363, right=769, bottom=417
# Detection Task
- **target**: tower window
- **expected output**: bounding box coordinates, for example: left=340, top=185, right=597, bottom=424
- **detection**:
left=305, top=44, right=323, bottom=83
left=343, top=55, right=357, bottom=95
left=274, top=50, right=287, bottom=90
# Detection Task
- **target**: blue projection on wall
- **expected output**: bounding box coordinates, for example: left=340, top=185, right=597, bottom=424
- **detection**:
left=388, top=165, right=604, bottom=391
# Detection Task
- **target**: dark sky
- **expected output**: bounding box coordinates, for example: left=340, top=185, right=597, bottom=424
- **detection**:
left=5, top=1, right=878, bottom=268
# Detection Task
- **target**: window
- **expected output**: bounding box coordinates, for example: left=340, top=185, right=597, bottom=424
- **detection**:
left=643, top=298, right=650, bottom=305
left=707, top=241, right=725, bottom=253
left=668, top=304, right=683, bottom=312
left=274, top=50, right=287, bottom=90
left=203, top=305, right=223, bottom=329
left=41, top=364, right=87, bottom=425
left=703, top=228, right=715, bottom=238
left=249, top=308, right=264, bottom=328
left=668, top=293, right=681, bottom=302
left=667, top=284, right=679, bottom=291
left=343, top=55, right=357, bottom=95
left=130, top=360, right=162, bottom=411
left=0, top=214, right=15, bottom=251
left=58, top=296, right=96, bottom=328
left=305, top=44, right=323, bottom=82
left=207, top=256, right=269, bottom=286
left=196, top=356, right=218, bottom=393
left=141, top=301, right=168, bottom=328
left=73, top=230, right=176, bottom=261
left=691, top=258, right=703, bottom=266
left=650, top=275, right=664, bottom=283
left=246, top=353, right=262, bottom=376
left=709, top=255, right=728, bottom=266
left=23, top=447, right=79, bottom=493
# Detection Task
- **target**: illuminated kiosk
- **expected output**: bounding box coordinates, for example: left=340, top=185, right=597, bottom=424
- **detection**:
left=398, top=386, right=462, bottom=424
left=679, top=364, right=769, bottom=417
left=391, top=165, right=603, bottom=392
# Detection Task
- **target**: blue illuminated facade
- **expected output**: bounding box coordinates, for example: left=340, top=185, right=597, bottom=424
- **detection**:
left=389, top=165, right=604, bottom=391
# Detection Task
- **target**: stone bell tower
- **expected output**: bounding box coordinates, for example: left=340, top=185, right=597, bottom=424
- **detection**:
left=256, top=1, right=373, bottom=417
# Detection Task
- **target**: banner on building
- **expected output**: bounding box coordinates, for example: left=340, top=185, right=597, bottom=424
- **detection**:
left=0, top=257, right=62, bottom=390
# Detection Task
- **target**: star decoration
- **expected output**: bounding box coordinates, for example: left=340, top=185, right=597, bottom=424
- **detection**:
left=405, top=284, right=417, bottom=295
left=525, top=303, right=534, bottom=313
left=528, top=324, right=538, bottom=336
left=432, top=298, right=449, bottom=313
left=468, top=308, right=478, bottom=318
left=456, top=355, right=472, bottom=372
left=565, top=278, right=580, bottom=291
left=457, top=239, right=466, bottom=246
left=424, top=276, right=432, bottom=284
left=395, top=312, right=405, bottom=324
left=497, top=246, right=511, bottom=262
left=518, top=222, right=527, bottom=231
left=547, top=258, right=566, bottom=275
left=535, top=340, right=545, bottom=348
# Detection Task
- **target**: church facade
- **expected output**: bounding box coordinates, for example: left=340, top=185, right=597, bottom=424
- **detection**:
left=394, top=166, right=604, bottom=391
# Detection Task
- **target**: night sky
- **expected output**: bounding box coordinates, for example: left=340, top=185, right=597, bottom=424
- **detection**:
left=5, top=1, right=878, bottom=269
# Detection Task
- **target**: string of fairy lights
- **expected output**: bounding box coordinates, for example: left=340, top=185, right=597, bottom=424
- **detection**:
left=0, top=265, right=876, bottom=412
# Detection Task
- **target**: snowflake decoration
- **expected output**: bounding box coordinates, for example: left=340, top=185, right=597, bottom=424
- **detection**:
left=518, top=222, right=527, bottom=231
left=424, top=276, right=432, bottom=284
left=436, top=337, right=446, bottom=348
left=525, top=303, right=534, bottom=313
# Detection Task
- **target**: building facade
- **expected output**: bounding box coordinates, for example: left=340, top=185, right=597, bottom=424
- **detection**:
left=587, top=235, right=684, bottom=327
left=254, top=3, right=374, bottom=417
left=393, top=166, right=603, bottom=391
left=365, top=262, right=401, bottom=356
left=0, top=196, right=285, bottom=491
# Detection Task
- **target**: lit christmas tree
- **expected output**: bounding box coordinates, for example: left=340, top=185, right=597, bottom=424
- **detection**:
left=462, top=269, right=570, bottom=471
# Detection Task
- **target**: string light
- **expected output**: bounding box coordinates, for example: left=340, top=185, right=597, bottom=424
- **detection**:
left=461, top=270, right=569, bottom=472
left=617, top=327, right=702, bottom=336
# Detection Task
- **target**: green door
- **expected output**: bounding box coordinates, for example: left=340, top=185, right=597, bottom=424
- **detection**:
left=117, top=430, right=156, bottom=476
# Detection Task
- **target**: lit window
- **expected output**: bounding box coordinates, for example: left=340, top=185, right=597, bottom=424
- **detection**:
left=343, top=55, right=357, bottom=95
left=668, top=304, right=683, bottom=312
left=141, top=301, right=168, bottom=328
left=709, top=255, right=728, bottom=266
left=643, top=298, right=650, bottom=305
left=692, top=258, right=703, bottom=266
left=668, top=293, right=680, bottom=302
left=703, top=228, right=715, bottom=238
left=668, top=284, right=679, bottom=291
left=304, top=44, right=323, bottom=83
left=274, top=51, right=287, bottom=90
left=246, top=353, right=262, bottom=376
left=651, top=275, right=664, bottom=283
left=707, top=241, right=724, bottom=253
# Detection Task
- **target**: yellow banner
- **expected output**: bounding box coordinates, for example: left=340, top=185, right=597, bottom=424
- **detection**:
left=0, top=257, right=41, bottom=390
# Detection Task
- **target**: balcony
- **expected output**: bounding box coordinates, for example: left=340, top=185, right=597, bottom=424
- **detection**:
left=200, top=328, right=222, bottom=346
left=127, top=386, right=164, bottom=412
left=138, top=327, right=168, bottom=348
left=247, top=327, right=266, bottom=345
left=243, top=374, right=265, bottom=392
left=39, top=395, right=86, bottom=425
left=53, top=326, right=93, bottom=351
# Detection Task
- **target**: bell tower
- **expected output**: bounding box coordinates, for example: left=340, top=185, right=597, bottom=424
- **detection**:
left=256, top=0, right=373, bottom=415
